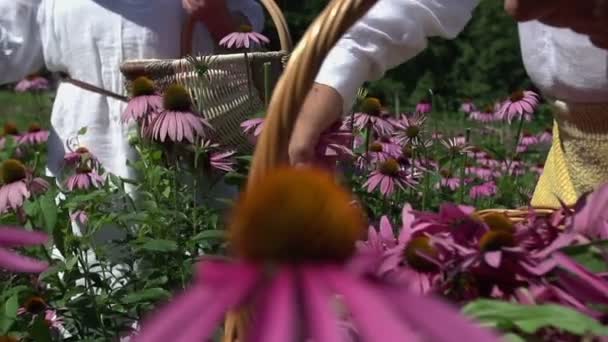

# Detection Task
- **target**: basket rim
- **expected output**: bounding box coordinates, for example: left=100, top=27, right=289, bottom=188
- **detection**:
left=120, top=50, right=288, bottom=68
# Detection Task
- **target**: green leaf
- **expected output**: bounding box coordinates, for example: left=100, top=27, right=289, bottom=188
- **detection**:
left=139, top=239, right=178, bottom=253
left=122, top=288, right=171, bottom=304
left=29, top=315, right=53, bottom=342
left=39, top=193, right=58, bottom=233
left=502, top=333, right=526, bottom=342
left=463, top=299, right=608, bottom=336
left=561, top=240, right=608, bottom=273
left=192, top=229, right=226, bottom=242
left=77, top=126, right=88, bottom=136
left=0, top=295, right=19, bottom=335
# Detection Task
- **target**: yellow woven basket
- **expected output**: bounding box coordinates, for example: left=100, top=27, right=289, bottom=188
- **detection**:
left=119, top=0, right=293, bottom=151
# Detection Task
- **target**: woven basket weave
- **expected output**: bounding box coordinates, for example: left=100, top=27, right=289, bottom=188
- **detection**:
left=223, top=0, right=560, bottom=340
left=119, top=0, right=292, bottom=151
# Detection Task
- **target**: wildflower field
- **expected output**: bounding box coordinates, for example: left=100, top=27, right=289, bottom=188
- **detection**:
left=2, top=72, right=608, bottom=342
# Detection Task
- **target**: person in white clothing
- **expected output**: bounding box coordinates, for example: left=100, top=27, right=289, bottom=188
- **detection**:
left=0, top=0, right=264, bottom=181
left=289, top=0, right=608, bottom=209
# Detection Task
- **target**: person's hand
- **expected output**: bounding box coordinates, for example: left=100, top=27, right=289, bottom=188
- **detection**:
left=289, top=83, right=344, bottom=166
left=504, top=0, right=608, bottom=49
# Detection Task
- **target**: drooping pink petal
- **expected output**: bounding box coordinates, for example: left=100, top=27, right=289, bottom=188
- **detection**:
left=136, top=261, right=260, bottom=342
left=300, top=267, right=345, bottom=342
left=382, top=285, right=500, bottom=341
left=0, top=247, right=48, bottom=273
left=324, top=268, right=420, bottom=341
left=0, top=227, right=48, bottom=246
left=248, top=268, right=296, bottom=342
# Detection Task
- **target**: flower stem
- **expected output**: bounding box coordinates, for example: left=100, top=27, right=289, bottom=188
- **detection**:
left=459, top=129, right=471, bottom=203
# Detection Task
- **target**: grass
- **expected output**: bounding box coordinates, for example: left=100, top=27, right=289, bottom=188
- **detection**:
left=0, top=91, right=53, bottom=129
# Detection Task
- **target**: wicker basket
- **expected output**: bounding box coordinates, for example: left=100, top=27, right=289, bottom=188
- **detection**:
left=223, top=0, right=560, bottom=340
left=119, top=0, right=293, bottom=151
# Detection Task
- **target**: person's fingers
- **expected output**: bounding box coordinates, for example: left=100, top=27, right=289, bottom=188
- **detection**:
left=288, top=83, right=344, bottom=166
left=504, top=0, right=558, bottom=21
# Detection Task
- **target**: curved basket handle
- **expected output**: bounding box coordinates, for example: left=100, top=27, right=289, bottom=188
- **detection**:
left=247, top=0, right=377, bottom=187
left=181, top=0, right=293, bottom=56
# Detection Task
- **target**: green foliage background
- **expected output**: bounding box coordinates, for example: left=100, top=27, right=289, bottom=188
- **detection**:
left=267, top=0, right=532, bottom=110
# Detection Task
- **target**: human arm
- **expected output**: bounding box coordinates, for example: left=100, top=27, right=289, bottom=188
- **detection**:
left=289, top=0, right=479, bottom=166
left=505, top=0, right=608, bottom=49
left=0, top=0, right=44, bottom=85
left=182, top=0, right=264, bottom=42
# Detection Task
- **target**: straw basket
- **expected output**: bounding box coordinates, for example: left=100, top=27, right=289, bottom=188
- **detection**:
left=224, top=0, right=561, bottom=340
left=119, top=0, right=293, bottom=151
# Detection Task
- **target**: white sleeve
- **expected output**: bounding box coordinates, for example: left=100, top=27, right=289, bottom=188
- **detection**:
left=226, top=0, right=265, bottom=33
left=0, top=0, right=44, bottom=85
left=315, top=0, right=479, bottom=113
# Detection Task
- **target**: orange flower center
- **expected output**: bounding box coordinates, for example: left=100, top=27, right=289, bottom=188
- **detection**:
left=131, top=76, right=155, bottom=97
left=228, top=167, right=366, bottom=263
left=0, top=336, right=18, bottom=342
left=479, top=231, right=515, bottom=252
left=28, top=123, right=42, bottom=133
left=3, top=122, right=19, bottom=136
left=23, top=296, right=46, bottom=314
left=163, top=84, right=192, bottom=112
left=75, top=147, right=90, bottom=154
left=405, top=126, right=420, bottom=139
left=369, top=143, right=383, bottom=153
left=238, top=24, right=253, bottom=33
left=1, top=159, right=26, bottom=184
left=404, top=236, right=439, bottom=273
left=401, top=145, right=413, bottom=159
left=378, top=158, right=400, bottom=176
left=360, top=97, right=382, bottom=116
left=510, top=90, right=525, bottom=102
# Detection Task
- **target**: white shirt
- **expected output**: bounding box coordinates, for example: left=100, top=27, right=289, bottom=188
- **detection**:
left=314, top=0, right=608, bottom=113
left=0, top=0, right=264, bottom=179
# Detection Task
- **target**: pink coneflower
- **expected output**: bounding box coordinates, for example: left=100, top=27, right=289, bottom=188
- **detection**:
left=416, top=98, right=432, bottom=114
left=470, top=165, right=494, bottom=181
left=497, top=90, right=539, bottom=123
left=537, top=128, right=553, bottom=144
left=122, top=76, right=163, bottom=127
left=530, top=163, right=544, bottom=175
left=432, top=131, right=444, bottom=140
left=350, top=97, right=395, bottom=135
left=240, top=117, right=264, bottom=143
left=357, top=142, right=393, bottom=170
left=315, top=124, right=354, bottom=168
left=437, top=169, right=461, bottom=190
left=15, top=75, right=49, bottom=92
left=135, top=168, right=497, bottom=342
left=571, top=183, right=608, bottom=240
left=44, top=309, right=65, bottom=331
left=516, top=144, right=527, bottom=153
left=392, top=113, right=427, bottom=145
left=460, top=98, right=476, bottom=113
left=356, top=216, right=399, bottom=256
left=469, top=181, right=498, bottom=200
left=148, top=84, right=211, bottom=143
left=0, top=123, right=22, bottom=152
left=442, top=137, right=472, bottom=155
left=469, top=105, right=497, bottom=123
left=63, top=146, right=98, bottom=168
left=65, top=167, right=104, bottom=191
left=466, top=147, right=487, bottom=160
left=219, top=24, right=270, bottom=49
left=364, top=158, right=417, bottom=196
left=18, top=123, right=49, bottom=145
left=200, top=140, right=236, bottom=173
left=519, top=131, right=538, bottom=146
left=0, top=159, right=49, bottom=214
left=70, top=210, right=88, bottom=225
left=0, top=226, right=48, bottom=273
left=376, top=136, right=402, bottom=157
